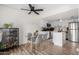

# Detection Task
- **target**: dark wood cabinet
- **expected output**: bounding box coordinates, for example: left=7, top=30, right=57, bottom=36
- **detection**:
left=0, top=28, right=19, bottom=50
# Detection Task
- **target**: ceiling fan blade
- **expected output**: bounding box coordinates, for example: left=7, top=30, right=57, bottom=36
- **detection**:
left=35, top=9, right=43, bottom=11
left=21, top=8, right=30, bottom=11
left=33, top=11, right=39, bottom=15
left=28, top=11, right=32, bottom=14
left=29, top=4, right=33, bottom=9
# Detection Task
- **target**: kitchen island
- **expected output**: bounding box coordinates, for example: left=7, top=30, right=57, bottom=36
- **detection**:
left=52, top=32, right=66, bottom=47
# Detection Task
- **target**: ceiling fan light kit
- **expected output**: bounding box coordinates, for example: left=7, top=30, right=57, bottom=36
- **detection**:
left=21, top=4, right=43, bottom=15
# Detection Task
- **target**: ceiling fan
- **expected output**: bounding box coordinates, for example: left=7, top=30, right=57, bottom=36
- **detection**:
left=21, top=4, right=43, bottom=15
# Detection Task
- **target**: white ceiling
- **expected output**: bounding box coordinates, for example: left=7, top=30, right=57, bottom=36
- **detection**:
left=0, top=4, right=79, bottom=19
left=1, top=4, right=79, bottom=11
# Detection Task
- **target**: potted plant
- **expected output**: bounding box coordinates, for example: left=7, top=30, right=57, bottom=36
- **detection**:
left=3, top=23, right=13, bottom=28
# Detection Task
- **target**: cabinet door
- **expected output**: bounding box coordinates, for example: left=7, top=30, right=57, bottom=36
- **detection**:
left=2, top=29, right=9, bottom=43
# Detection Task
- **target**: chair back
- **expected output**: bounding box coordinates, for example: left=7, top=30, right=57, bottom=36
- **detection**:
left=27, top=33, right=32, bottom=41
left=34, top=34, right=43, bottom=44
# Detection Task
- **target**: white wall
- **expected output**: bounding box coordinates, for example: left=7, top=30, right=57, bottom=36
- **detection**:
left=0, top=5, right=41, bottom=45
left=0, top=4, right=79, bottom=45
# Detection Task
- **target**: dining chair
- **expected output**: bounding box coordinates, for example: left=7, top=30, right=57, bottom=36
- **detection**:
left=27, top=33, right=32, bottom=41
left=31, top=34, right=43, bottom=52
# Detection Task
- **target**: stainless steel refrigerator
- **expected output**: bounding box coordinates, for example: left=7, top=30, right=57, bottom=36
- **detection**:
left=68, top=22, right=79, bottom=42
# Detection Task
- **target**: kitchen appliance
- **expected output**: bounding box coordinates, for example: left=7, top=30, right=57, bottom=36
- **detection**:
left=68, top=22, right=79, bottom=42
